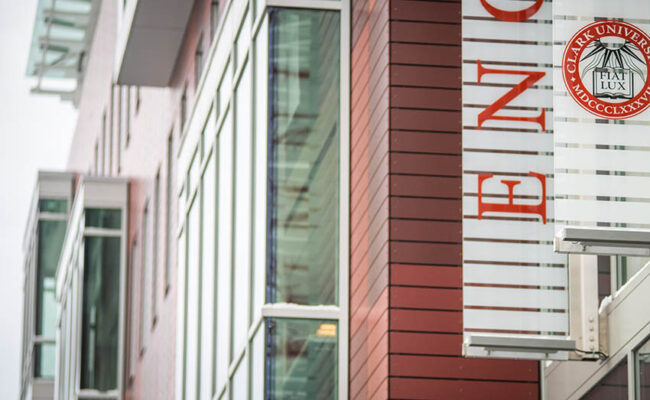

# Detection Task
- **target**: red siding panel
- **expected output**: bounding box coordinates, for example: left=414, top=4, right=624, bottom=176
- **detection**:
left=390, top=377, right=539, bottom=400
left=390, top=332, right=462, bottom=356
left=390, top=355, right=538, bottom=382
left=383, top=1, right=541, bottom=398
left=390, top=309, right=462, bottom=333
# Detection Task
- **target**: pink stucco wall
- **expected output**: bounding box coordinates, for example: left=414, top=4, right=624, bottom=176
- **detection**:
left=66, top=0, right=215, bottom=398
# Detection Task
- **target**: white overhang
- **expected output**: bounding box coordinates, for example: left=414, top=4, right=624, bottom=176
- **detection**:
left=555, top=226, right=650, bottom=256
left=115, top=0, right=195, bottom=86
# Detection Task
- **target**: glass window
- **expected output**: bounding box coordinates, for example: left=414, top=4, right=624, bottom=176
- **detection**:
left=211, top=0, right=220, bottom=40
left=265, top=318, right=338, bottom=400
left=139, top=204, right=151, bottom=353
left=85, top=208, right=122, bottom=229
left=165, top=131, right=174, bottom=293
left=230, top=359, right=247, bottom=400
left=196, top=35, right=204, bottom=88
left=216, top=111, right=233, bottom=391
left=181, top=85, right=188, bottom=130
left=34, top=342, right=55, bottom=378
left=235, top=12, right=250, bottom=69
left=128, top=239, right=139, bottom=379
left=200, top=153, right=216, bottom=400
left=616, top=256, right=650, bottom=289
left=233, top=64, right=252, bottom=356
left=36, top=220, right=66, bottom=337
left=252, top=16, right=268, bottom=324
left=184, top=198, right=200, bottom=400
left=125, top=86, right=131, bottom=145
left=250, top=327, right=264, bottom=400
left=81, top=236, right=121, bottom=390
left=39, top=198, right=67, bottom=213
left=581, top=358, right=627, bottom=400
left=637, top=337, right=650, bottom=399
left=268, top=9, right=341, bottom=306
left=152, top=171, right=161, bottom=323
left=218, top=61, right=231, bottom=117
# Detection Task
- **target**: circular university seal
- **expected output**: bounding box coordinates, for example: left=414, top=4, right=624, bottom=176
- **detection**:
left=562, top=20, right=650, bottom=119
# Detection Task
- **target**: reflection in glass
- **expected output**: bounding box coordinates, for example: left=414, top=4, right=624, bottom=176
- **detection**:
left=266, top=318, right=337, bottom=400
left=581, top=358, right=627, bottom=400
left=39, top=198, right=67, bottom=213
left=638, top=338, right=650, bottom=399
left=85, top=208, right=122, bottom=229
left=268, top=8, right=340, bottom=306
left=34, top=342, right=55, bottom=378
left=36, top=220, right=66, bottom=337
left=81, top=236, right=120, bottom=390
left=616, top=255, right=650, bottom=289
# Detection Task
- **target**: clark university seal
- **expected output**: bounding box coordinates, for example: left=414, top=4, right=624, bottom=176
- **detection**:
left=562, top=20, right=650, bottom=119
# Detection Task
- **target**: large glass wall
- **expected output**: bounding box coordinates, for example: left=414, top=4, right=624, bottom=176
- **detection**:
left=268, top=8, right=340, bottom=307
left=177, top=1, right=345, bottom=399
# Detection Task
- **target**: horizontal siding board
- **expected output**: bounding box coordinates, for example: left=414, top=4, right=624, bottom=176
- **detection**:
left=390, top=175, right=461, bottom=198
left=391, top=153, right=461, bottom=176
left=392, top=64, right=461, bottom=89
left=391, top=264, right=462, bottom=288
left=391, top=131, right=460, bottom=154
left=391, top=87, right=461, bottom=111
left=390, top=355, right=538, bottom=382
left=391, top=0, right=460, bottom=24
left=389, top=377, right=539, bottom=400
left=391, top=286, right=461, bottom=310
left=390, top=309, right=461, bottom=333
left=391, top=219, right=460, bottom=242
left=391, top=109, right=461, bottom=132
left=391, top=197, right=461, bottom=220
left=390, top=332, right=462, bottom=356
left=391, top=21, right=461, bottom=45
left=392, top=43, right=461, bottom=67
left=391, top=242, right=462, bottom=265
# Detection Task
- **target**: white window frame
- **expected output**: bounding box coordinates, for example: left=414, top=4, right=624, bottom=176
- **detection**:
left=175, top=0, right=350, bottom=397
left=54, top=178, right=129, bottom=400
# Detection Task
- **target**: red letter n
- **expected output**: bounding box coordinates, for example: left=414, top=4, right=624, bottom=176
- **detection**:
left=477, top=60, right=546, bottom=131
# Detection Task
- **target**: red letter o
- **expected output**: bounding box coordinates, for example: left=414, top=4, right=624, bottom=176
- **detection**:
left=480, top=0, right=544, bottom=22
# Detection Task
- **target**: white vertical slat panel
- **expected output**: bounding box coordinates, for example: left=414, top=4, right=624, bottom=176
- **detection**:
left=462, top=0, right=570, bottom=348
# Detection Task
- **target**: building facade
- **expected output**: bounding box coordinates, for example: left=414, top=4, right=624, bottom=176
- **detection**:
left=20, top=0, right=650, bottom=399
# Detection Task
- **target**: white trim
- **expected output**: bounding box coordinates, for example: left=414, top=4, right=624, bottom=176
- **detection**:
left=261, top=304, right=341, bottom=320
left=83, top=227, right=123, bottom=237
left=339, top=0, right=350, bottom=396
left=266, top=0, right=342, bottom=10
